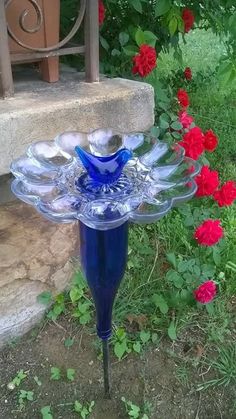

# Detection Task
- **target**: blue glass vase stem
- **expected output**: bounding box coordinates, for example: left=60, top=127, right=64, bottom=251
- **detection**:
left=102, top=339, right=111, bottom=397
left=79, top=221, right=129, bottom=340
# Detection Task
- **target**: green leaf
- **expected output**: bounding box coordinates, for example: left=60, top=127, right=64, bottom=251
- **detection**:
left=119, top=32, right=129, bottom=46
left=66, top=368, right=75, bottom=381
left=88, top=401, right=95, bottom=412
left=37, top=291, right=52, bottom=305
left=34, top=376, right=42, bottom=386
left=206, top=302, right=215, bottom=315
left=177, top=261, right=189, bottom=273
left=152, top=332, right=158, bottom=343
left=79, top=312, right=91, bottom=325
left=166, top=270, right=183, bottom=289
left=133, top=341, right=141, bottom=353
left=11, top=370, right=27, bottom=386
left=116, top=327, right=126, bottom=341
left=166, top=253, right=177, bottom=268
left=114, top=341, right=127, bottom=360
left=78, top=301, right=91, bottom=314
left=171, top=121, right=182, bottom=130
left=135, top=28, right=145, bottom=46
left=64, top=337, right=74, bottom=348
left=169, top=16, right=178, bottom=36
left=201, top=264, right=216, bottom=279
left=70, top=287, right=82, bottom=303
left=218, top=61, right=235, bottom=86
left=143, top=30, right=158, bottom=47
left=123, top=45, right=139, bottom=56
left=41, top=406, right=53, bottom=419
left=152, top=294, right=169, bottom=314
left=168, top=320, right=177, bottom=340
left=74, top=401, right=82, bottom=413
left=160, top=119, right=170, bottom=129
left=111, top=48, right=121, bottom=57
left=172, top=131, right=182, bottom=140
left=140, top=330, right=151, bottom=344
left=177, top=17, right=184, bottom=33
left=130, top=0, right=142, bottom=13
left=27, top=391, right=34, bottom=401
left=150, top=126, right=160, bottom=137
left=100, top=35, right=110, bottom=51
left=213, top=247, right=221, bottom=266
left=50, top=367, right=61, bottom=381
left=155, top=0, right=171, bottom=17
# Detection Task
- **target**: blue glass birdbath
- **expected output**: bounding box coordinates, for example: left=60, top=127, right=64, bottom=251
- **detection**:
left=10, top=128, right=200, bottom=396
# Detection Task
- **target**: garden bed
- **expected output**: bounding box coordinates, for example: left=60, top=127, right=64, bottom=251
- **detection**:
left=0, top=315, right=235, bottom=419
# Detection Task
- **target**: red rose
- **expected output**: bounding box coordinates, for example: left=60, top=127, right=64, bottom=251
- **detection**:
left=182, top=8, right=195, bottom=33
left=184, top=67, right=192, bottom=80
left=214, top=181, right=236, bottom=207
left=194, top=281, right=217, bottom=304
left=195, top=166, right=219, bottom=197
left=132, top=44, right=157, bottom=77
left=194, top=219, right=223, bottom=246
left=179, top=111, right=194, bottom=129
left=99, top=0, right=105, bottom=25
left=177, top=89, right=189, bottom=108
left=179, top=126, right=204, bottom=160
left=203, top=130, right=218, bottom=152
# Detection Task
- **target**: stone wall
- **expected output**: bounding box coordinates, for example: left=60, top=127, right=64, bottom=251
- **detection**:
left=0, top=200, right=78, bottom=345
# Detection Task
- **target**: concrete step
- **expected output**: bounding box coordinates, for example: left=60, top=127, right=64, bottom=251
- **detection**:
left=0, top=68, right=154, bottom=175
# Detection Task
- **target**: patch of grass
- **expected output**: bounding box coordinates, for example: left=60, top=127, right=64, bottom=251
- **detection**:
left=198, top=345, right=236, bottom=390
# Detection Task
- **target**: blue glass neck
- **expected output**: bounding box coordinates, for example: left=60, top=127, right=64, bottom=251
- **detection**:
left=79, top=221, right=128, bottom=340
left=75, top=146, right=132, bottom=185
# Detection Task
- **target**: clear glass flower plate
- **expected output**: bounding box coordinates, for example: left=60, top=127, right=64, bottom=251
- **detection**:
left=10, top=129, right=200, bottom=230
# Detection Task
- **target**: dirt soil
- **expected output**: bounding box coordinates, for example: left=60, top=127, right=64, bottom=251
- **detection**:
left=0, top=316, right=235, bottom=419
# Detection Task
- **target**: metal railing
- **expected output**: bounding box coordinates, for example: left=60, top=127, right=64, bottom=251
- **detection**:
left=0, top=0, right=99, bottom=98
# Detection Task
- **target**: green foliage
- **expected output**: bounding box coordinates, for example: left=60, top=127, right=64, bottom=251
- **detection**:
left=112, top=327, right=156, bottom=360
left=8, top=370, right=27, bottom=390
left=198, top=346, right=236, bottom=390
left=66, top=368, right=76, bottom=381
left=64, top=337, right=75, bottom=348
left=121, top=397, right=149, bottom=418
left=34, top=376, right=42, bottom=386
left=18, top=389, right=34, bottom=410
left=40, top=271, right=93, bottom=325
left=41, top=406, right=53, bottom=419
left=74, top=400, right=95, bottom=418
left=50, top=367, right=61, bottom=381
left=37, top=291, right=53, bottom=305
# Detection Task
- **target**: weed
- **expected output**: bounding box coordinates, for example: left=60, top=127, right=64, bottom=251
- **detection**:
left=175, top=365, right=190, bottom=387
left=67, top=368, right=76, bottom=381
left=74, top=400, right=95, bottom=418
left=50, top=367, right=61, bottom=381
left=121, top=397, right=149, bottom=419
left=41, top=406, right=53, bottom=419
left=18, top=389, right=34, bottom=410
left=34, top=376, right=42, bottom=386
left=198, top=345, right=236, bottom=390
left=7, top=370, right=27, bottom=390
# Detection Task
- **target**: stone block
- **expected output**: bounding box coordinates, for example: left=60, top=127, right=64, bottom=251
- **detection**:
left=0, top=201, right=78, bottom=346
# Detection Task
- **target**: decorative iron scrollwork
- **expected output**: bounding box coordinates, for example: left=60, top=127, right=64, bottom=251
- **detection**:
left=5, top=0, right=86, bottom=52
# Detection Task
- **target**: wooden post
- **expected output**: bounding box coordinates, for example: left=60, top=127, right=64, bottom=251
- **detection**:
left=40, top=0, right=60, bottom=82
left=85, top=0, right=99, bottom=82
left=0, top=0, right=14, bottom=97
